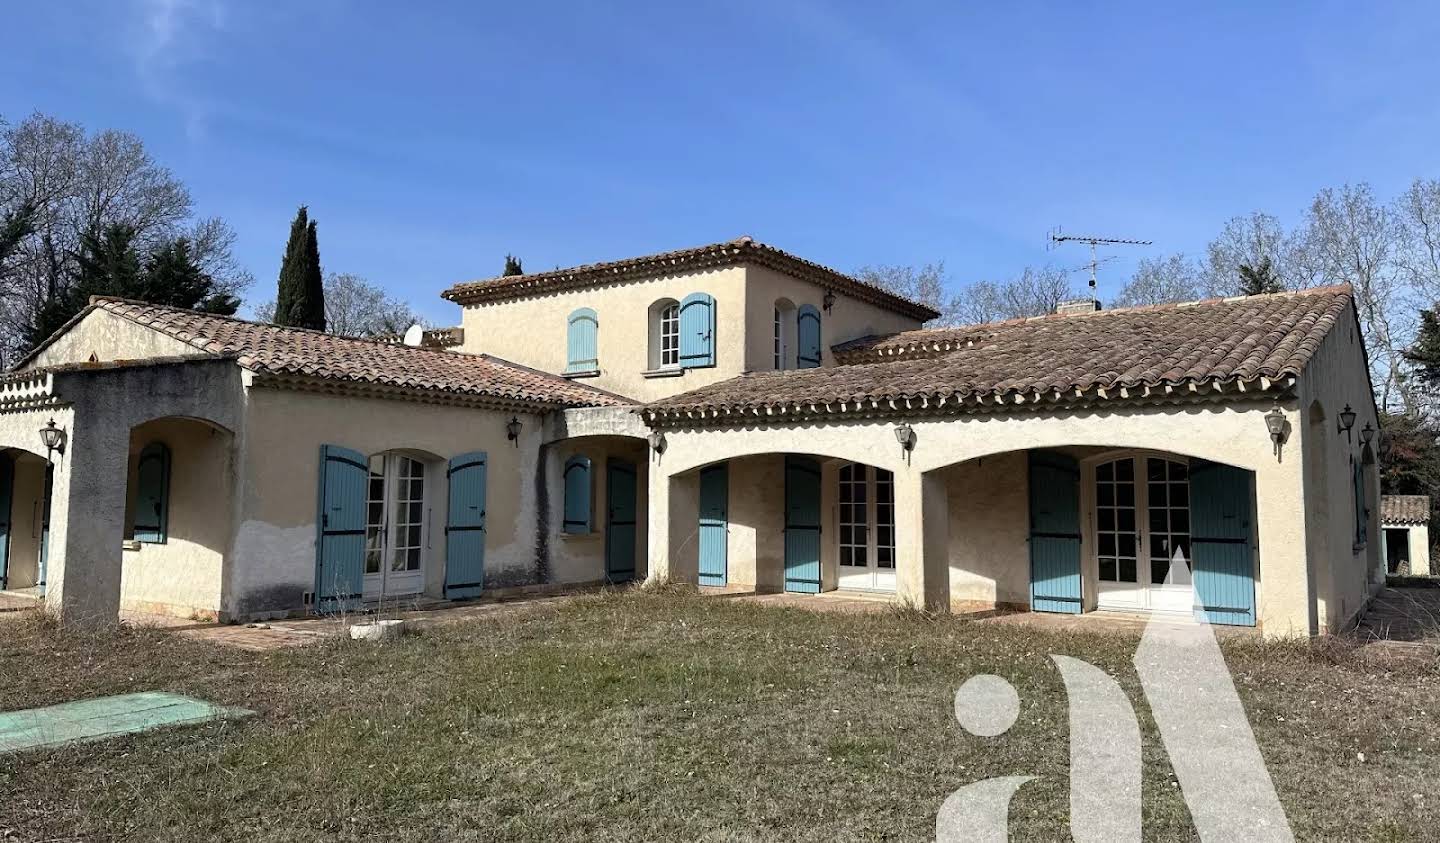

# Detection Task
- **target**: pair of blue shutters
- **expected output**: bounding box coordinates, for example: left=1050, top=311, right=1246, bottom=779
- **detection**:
left=314, top=445, right=488, bottom=612
left=564, top=294, right=718, bottom=373
left=1026, top=451, right=1256, bottom=626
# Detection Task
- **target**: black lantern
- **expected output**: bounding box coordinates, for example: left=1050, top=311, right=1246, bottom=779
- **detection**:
left=505, top=416, right=522, bottom=446
left=1337, top=404, right=1357, bottom=441
left=1264, top=404, right=1287, bottom=457
left=893, top=422, right=916, bottom=452
left=38, top=418, right=65, bottom=460
left=823, top=290, right=836, bottom=313
left=648, top=430, right=667, bottom=455
left=1360, top=422, right=1375, bottom=445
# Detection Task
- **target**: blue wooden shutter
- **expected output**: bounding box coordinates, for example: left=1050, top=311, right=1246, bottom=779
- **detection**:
left=315, top=445, right=369, bottom=613
left=1028, top=450, right=1082, bottom=614
left=797, top=304, right=822, bottom=368
left=784, top=456, right=822, bottom=593
left=679, top=293, right=716, bottom=368
left=445, top=451, right=488, bottom=599
left=563, top=455, right=592, bottom=534
left=698, top=463, right=729, bottom=587
left=565, top=308, right=599, bottom=374
left=1189, top=460, right=1256, bottom=626
left=0, top=453, right=12, bottom=590
left=133, top=442, right=170, bottom=543
left=605, top=459, right=638, bottom=582
left=1352, top=460, right=1368, bottom=548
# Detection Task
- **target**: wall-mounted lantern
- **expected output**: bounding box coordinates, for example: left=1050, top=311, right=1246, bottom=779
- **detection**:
left=38, top=418, right=66, bottom=463
left=823, top=290, right=836, bottom=314
left=1337, top=403, right=1357, bottom=441
left=893, top=422, right=916, bottom=463
left=1264, top=404, right=1287, bottom=458
left=505, top=416, right=522, bottom=446
left=648, top=430, right=667, bottom=456
left=1360, top=421, right=1375, bottom=446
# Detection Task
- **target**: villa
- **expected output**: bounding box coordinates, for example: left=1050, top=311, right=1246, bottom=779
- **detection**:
left=0, top=237, right=1381, bottom=636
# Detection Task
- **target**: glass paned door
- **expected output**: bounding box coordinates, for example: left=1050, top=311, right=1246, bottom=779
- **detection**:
left=1094, top=455, right=1194, bottom=613
left=837, top=464, right=897, bottom=591
left=362, top=453, right=427, bottom=600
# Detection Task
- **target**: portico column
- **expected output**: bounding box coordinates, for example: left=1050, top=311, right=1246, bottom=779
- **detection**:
left=646, top=460, right=700, bottom=586
left=44, top=415, right=129, bottom=627
left=894, top=468, right=950, bottom=611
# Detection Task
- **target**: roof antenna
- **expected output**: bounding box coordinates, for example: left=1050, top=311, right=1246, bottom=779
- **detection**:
left=1047, top=227, right=1152, bottom=302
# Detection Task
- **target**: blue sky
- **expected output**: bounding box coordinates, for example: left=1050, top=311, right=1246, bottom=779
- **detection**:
left=5, top=1, right=1440, bottom=323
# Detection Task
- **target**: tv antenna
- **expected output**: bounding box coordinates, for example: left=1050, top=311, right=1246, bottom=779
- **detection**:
left=1047, top=227, right=1152, bottom=300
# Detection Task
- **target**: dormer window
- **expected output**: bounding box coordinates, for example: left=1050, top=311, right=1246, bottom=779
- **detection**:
left=649, top=299, right=682, bottom=370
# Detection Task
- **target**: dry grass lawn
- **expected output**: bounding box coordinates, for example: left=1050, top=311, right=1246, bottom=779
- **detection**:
left=0, top=589, right=1437, bottom=841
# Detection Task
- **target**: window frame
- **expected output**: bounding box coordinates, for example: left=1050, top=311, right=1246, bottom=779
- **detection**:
left=133, top=441, right=171, bottom=544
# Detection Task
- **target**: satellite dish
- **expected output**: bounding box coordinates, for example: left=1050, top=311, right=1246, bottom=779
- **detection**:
left=402, top=324, right=425, bottom=347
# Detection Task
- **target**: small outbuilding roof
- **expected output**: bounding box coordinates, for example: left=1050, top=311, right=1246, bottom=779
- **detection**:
left=644, top=285, right=1354, bottom=423
left=441, top=236, right=942, bottom=321
left=1381, top=495, right=1431, bottom=525
left=16, top=299, right=630, bottom=411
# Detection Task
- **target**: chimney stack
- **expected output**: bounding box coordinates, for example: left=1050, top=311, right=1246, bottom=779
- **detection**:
left=1056, top=299, right=1101, bottom=316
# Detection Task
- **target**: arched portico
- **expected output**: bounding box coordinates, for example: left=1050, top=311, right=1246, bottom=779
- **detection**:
left=645, top=398, right=1311, bottom=632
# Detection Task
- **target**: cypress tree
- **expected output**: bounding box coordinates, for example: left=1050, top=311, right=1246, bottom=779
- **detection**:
left=1405, top=307, right=1440, bottom=391
left=503, top=254, right=524, bottom=276
left=273, top=206, right=326, bottom=330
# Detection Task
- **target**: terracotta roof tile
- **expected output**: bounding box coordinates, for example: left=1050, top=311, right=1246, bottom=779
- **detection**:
left=28, top=299, right=629, bottom=410
left=1381, top=495, right=1430, bottom=524
left=441, top=236, right=941, bottom=322
left=646, top=286, right=1353, bottom=419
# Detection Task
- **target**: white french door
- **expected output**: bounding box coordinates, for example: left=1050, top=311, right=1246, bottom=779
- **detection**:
left=1094, top=455, right=1193, bottom=614
left=363, top=453, right=428, bottom=600
left=837, top=463, right=897, bottom=592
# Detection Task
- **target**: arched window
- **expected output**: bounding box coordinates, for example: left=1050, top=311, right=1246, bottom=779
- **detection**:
left=773, top=298, right=796, bottom=370
left=648, top=299, right=681, bottom=370
left=563, top=455, right=592, bottom=534
left=565, top=308, right=599, bottom=375
left=134, top=442, right=171, bottom=543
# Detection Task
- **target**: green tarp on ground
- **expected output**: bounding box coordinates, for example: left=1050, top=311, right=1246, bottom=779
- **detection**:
left=0, top=691, right=252, bottom=753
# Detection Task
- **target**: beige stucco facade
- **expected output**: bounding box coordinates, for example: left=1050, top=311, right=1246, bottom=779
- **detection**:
left=456, top=264, right=924, bottom=403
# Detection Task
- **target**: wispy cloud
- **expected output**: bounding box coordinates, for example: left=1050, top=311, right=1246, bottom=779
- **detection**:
left=129, top=0, right=228, bottom=139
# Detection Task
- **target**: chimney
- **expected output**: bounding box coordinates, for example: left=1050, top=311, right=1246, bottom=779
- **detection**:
left=1056, top=299, right=1101, bottom=316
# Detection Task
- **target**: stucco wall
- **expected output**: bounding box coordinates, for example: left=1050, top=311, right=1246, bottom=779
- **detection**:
left=119, top=417, right=232, bottom=619
left=457, top=266, right=749, bottom=403
left=1295, top=306, right=1382, bottom=633
left=940, top=452, right=1030, bottom=607
left=231, top=386, right=547, bottom=618
left=25, top=310, right=199, bottom=369
left=743, top=265, right=924, bottom=371
left=648, top=398, right=1312, bottom=634
left=545, top=437, right=648, bottom=585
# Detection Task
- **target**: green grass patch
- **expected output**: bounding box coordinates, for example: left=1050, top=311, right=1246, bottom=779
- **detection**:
left=0, top=590, right=1436, bottom=840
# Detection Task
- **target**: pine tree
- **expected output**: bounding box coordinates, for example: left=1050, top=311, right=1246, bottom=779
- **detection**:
left=142, top=238, right=239, bottom=315
left=1237, top=256, right=1283, bottom=296
left=273, top=206, right=326, bottom=330
left=26, top=224, right=143, bottom=347
left=503, top=254, right=524, bottom=276
left=1405, top=307, right=1440, bottom=392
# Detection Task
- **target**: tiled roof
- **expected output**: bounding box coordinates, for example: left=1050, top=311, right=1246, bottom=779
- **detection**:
left=17, top=299, right=629, bottom=410
left=441, top=236, right=942, bottom=322
left=645, top=286, right=1353, bottom=421
left=1381, top=495, right=1431, bottom=524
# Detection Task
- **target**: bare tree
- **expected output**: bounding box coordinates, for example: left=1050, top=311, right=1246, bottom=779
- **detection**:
left=950, top=265, right=1078, bottom=325
left=854, top=261, right=948, bottom=315
left=1112, top=253, right=1203, bottom=308
left=254, top=272, right=423, bottom=338
left=1203, top=211, right=1292, bottom=295
left=0, top=111, right=249, bottom=361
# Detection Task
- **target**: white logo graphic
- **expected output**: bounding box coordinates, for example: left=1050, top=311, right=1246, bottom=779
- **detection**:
left=937, top=551, right=1294, bottom=842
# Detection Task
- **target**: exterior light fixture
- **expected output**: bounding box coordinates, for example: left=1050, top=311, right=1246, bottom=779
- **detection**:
left=505, top=416, right=522, bottom=446
left=1264, top=404, right=1287, bottom=457
left=39, top=418, right=66, bottom=461
left=1360, top=421, right=1375, bottom=446
left=1337, top=404, right=1357, bottom=441
left=893, top=422, right=917, bottom=459
left=648, top=430, right=667, bottom=456
left=823, top=290, right=836, bottom=313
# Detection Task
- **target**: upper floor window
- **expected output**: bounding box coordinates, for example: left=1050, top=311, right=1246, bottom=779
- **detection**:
left=773, top=299, right=796, bottom=370
left=648, top=299, right=681, bottom=370
left=565, top=308, right=599, bottom=375
left=797, top=303, right=822, bottom=368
